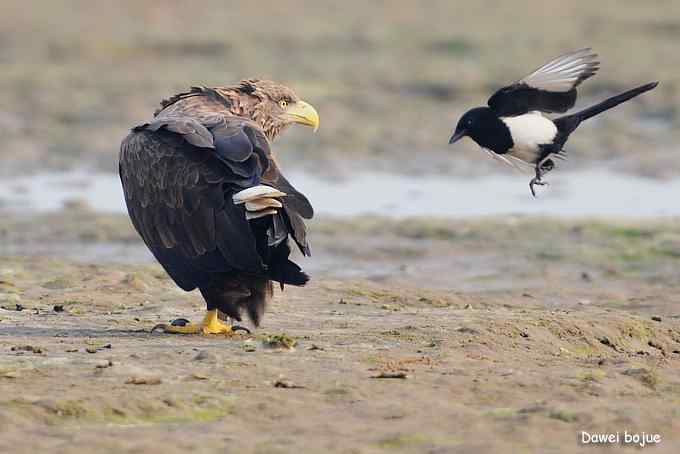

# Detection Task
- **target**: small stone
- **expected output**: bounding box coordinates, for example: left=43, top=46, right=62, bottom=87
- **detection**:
left=193, top=350, right=216, bottom=362
left=125, top=376, right=162, bottom=385
left=273, top=377, right=305, bottom=389
left=95, top=360, right=113, bottom=369
left=371, top=372, right=408, bottom=379
left=307, top=344, right=324, bottom=351
left=11, top=345, right=43, bottom=354
left=456, top=326, right=480, bottom=335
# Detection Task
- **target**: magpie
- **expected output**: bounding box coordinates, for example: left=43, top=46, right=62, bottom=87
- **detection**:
left=448, top=48, right=658, bottom=196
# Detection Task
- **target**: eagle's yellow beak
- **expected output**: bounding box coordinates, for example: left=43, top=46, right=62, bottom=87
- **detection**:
left=285, top=100, right=320, bottom=132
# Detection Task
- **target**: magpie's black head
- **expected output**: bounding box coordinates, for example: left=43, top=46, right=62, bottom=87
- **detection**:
left=449, top=107, right=500, bottom=145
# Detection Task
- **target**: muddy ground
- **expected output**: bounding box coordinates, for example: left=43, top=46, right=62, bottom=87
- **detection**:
left=2, top=2, right=680, bottom=452
left=1, top=213, right=679, bottom=453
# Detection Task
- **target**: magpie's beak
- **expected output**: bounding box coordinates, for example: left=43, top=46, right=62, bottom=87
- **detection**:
left=448, top=129, right=467, bottom=145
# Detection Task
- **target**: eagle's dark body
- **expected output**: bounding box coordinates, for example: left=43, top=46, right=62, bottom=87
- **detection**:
left=119, top=84, right=314, bottom=326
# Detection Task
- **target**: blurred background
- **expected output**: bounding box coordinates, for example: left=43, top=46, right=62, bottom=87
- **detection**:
left=1, top=0, right=677, bottom=175
left=1, top=0, right=679, bottom=277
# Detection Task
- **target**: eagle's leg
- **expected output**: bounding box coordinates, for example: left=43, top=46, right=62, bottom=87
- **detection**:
left=152, top=310, right=250, bottom=335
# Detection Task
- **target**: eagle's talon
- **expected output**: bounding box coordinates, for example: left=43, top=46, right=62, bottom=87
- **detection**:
left=149, top=310, right=248, bottom=336
left=232, top=325, right=252, bottom=334
left=151, top=323, right=170, bottom=333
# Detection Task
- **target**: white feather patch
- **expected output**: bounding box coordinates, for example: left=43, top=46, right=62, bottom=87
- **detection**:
left=245, top=208, right=278, bottom=220
left=519, top=48, right=599, bottom=92
left=501, top=112, right=558, bottom=164
left=245, top=198, right=283, bottom=211
left=232, top=185, right=286, bottom=204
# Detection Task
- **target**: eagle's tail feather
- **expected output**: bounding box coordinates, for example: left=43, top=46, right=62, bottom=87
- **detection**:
left=200, top=277, right=273, bottom=327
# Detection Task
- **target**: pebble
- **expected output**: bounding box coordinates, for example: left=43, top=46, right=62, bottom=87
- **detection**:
left=125, top=376, right=162, bottom=385
left=193, top=350, right=216, bottom=362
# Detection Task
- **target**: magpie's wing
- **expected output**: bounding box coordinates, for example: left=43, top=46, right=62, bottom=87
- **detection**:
left=479, top=147, right=532, bottom=174
left=487, top=48, right=600, bottom=117
left=119, top=114, right=312, bottom=291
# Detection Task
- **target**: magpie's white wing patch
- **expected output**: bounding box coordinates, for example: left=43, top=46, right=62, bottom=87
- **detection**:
left=501, top=112, right=558, bottom=154
left=519, top=48, right=599, bottom=93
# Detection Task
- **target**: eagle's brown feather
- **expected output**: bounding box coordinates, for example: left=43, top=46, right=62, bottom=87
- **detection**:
left=120, top=79, right=313, bottom=326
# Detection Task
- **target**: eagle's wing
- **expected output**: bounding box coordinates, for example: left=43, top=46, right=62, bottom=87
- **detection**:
left=119, top=114, right=312, bottom=292
left=260, top=160, right=313, bottom=256
left=487, top=48, right=599, bottom=117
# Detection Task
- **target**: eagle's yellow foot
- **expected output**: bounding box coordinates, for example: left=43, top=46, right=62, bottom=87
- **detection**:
left=152, top=310, right=251, bottom=335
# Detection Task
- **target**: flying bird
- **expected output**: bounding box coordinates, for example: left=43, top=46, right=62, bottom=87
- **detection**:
left=448, top=49, right=658, bottom=196
left=119, top=80, right=319, bottom=335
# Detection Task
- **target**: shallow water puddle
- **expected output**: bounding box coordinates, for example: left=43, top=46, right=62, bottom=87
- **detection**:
left=0, top=170, right=678, bottom=217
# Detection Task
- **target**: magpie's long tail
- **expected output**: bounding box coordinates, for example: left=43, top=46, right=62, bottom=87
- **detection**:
left=555, top=82, right=658, bottom=138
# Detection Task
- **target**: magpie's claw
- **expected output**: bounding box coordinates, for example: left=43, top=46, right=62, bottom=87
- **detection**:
left=529, top=177, right=549, bottom=197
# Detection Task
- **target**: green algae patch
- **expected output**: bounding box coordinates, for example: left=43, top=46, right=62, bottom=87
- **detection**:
left=261, top=334, right=297, bottom=350
left=0, top=396, right=233, bottom=427
left=548, top=409, right=579, bottom=423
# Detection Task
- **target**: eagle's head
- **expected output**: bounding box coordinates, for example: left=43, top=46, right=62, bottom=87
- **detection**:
left=220, top=79, right=320, bottom=140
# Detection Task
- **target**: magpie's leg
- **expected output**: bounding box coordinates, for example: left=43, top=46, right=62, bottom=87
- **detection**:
left=529, top=155, right=557, bottom=197
left=529, top=168, right=547, bottom=197
left=537, top=155, right=556, bottom=171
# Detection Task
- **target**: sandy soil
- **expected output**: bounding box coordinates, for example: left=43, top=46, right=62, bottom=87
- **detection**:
left=1, top=214, right=679, bottom=453
left=2, top=3, right=679, bottom=452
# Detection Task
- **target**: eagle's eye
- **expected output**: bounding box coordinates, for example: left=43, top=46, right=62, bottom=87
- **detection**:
left=279, top=100, right=288, bottom=109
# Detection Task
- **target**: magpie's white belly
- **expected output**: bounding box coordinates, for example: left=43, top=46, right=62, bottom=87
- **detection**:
left=501, top=112, right=557, bottom=163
